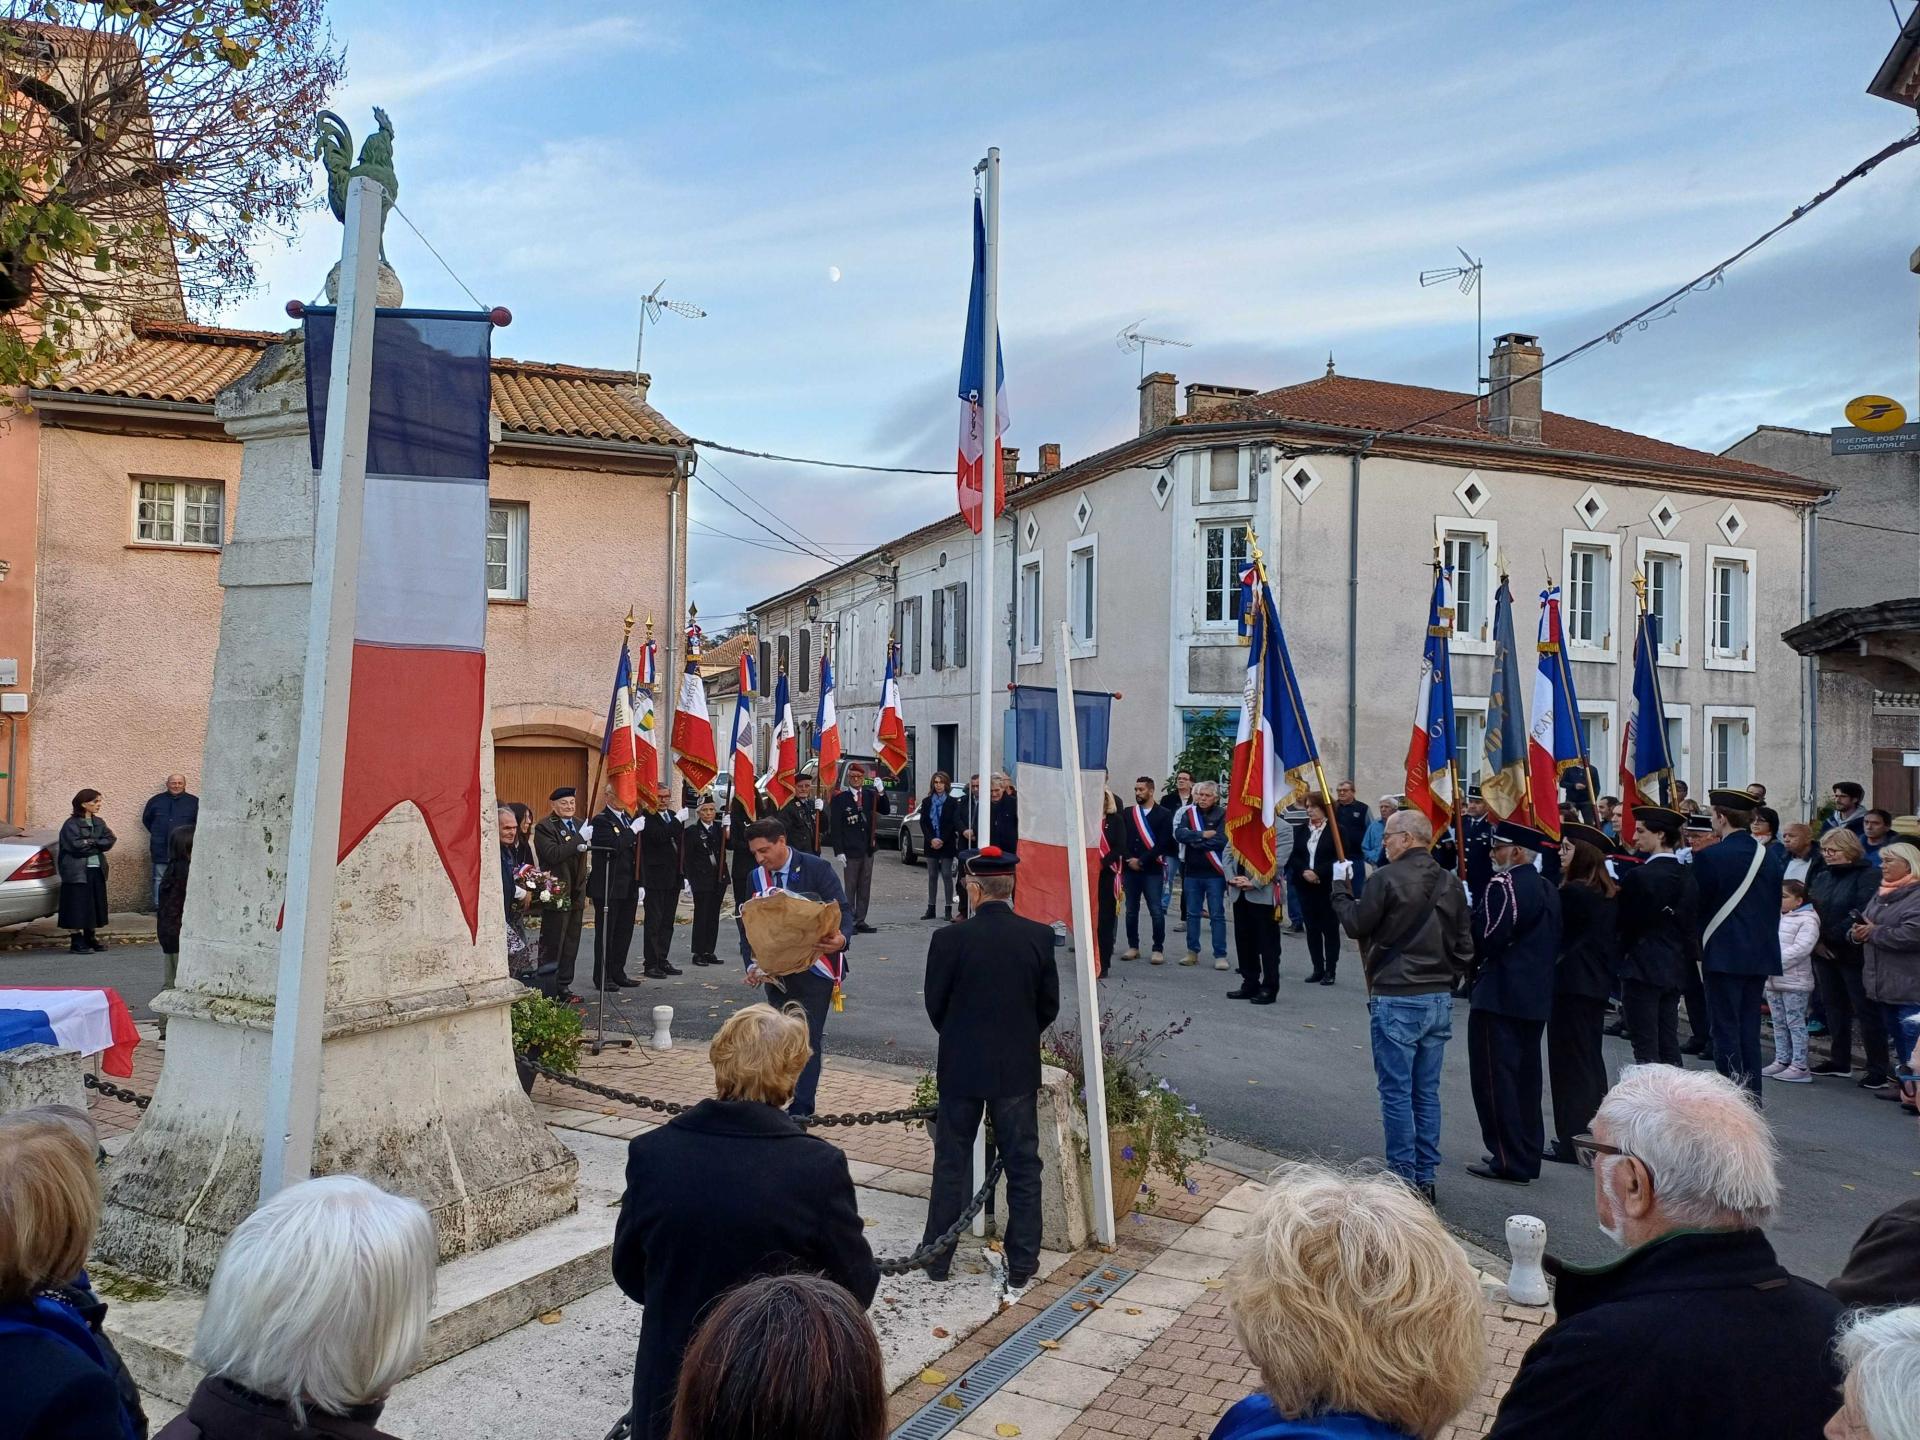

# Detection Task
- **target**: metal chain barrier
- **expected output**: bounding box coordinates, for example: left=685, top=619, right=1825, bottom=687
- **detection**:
left=523, top=1060, right=937, bottom=1129
left=81, top=1072, right=151, bottom=1110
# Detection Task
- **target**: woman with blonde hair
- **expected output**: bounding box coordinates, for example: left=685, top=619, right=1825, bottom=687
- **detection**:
left=613, top=1003, right=878, bottom=1440
left=1213, top=1165, right=1484, bottom=1440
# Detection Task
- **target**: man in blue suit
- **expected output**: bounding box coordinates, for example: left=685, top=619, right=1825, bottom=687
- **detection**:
left=738, top=817, right=853, bottom=1117
left=1692, top=788, right=1788, bottom=1100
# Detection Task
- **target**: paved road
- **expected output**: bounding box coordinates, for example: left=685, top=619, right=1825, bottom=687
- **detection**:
left=11, top=849, right=1909, bottom=1279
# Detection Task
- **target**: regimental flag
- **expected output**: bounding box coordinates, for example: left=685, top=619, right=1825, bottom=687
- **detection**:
left=634, top=637, right=661, bottom=811
left=1404, top=570, right=1459, bottom=832
left=1480, top=577, right=1530, bottom=820
left=1225, top=564, right=1320, bottom=881
left=603, top=637, right=640, bottom=812
left=874, top=641, right=908, bottom=778
left=303, top=307, right=495, bottom=940
left=1618, top=608, right=1674, bottom=845
left=765, top=670, right=799, bottom=807
left=671, top=627, right=719, bottom=792
left=729, top=652, right=758, bottom=808
left=1526, top=587, right=1586, bottom=840
left=956, top=195, right=1009, bottom=535
left=813, top=653, right=841, bottom=785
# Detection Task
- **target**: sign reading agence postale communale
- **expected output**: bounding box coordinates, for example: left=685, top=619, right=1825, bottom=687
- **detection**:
left=1831, top=423, right=1920, bottom=455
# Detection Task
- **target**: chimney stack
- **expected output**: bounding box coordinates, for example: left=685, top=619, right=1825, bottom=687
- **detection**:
left=1000, top=448, right=1021, bottom=486
left=1039, top=442, right=1061, bottom=475
left=1184, top=382, right=1258, bottom=420
left=1139, top=371, right=1176, bottom=436
left=1487, top=333, right=1543, bottom=444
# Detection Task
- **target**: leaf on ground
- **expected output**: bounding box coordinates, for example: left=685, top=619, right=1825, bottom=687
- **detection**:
left=1036, top=1339, right=1060, bottom=1351
left=1842, top=1184, right=1856, bottom=1191
left=932, top=1326, right=949, bottom=1338
left=536, top=1310, right=563, bottom=1324
left=1069, top=1301, right=1087, bottom=1312
left=995, top=1425, right=1023, bottom=1437
left=1101, top=1268, right=1120, bottom=1280
left=1301, top=1023, right=1315, bottom=1029
left=863, top=1218, right=876, bottom=1227
left=920, top=1369, right=948, bottom=1386
left=987, top=1240, right=1004, bottom=1253
left=1080, top=1284, right=1102, bottom=1294
left=1247, top=1079, right=1260, bottom=1086
left=938, top=1393, right=966, bottom=1411
left=1203, top=1279, right=1225, bottom=1290
left=1124, top=1307, right=1143, bottom=1315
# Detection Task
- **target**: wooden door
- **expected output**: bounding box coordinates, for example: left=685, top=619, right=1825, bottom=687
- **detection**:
left=496, top=744, right=589, bottom=815
left=1872, top=748, right=1918, bottom=814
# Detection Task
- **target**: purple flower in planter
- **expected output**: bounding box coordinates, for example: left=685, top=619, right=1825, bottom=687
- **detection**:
left=1185, top=1179, right=1200, bottom=1195
left=1121, top=1145, right=1136, bottom=1161
left=1139, top=1182, right=1150, bottom=1194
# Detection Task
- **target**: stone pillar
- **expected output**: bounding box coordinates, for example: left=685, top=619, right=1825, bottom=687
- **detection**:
left=98, top=337, right=576, bottom=1287
left=1030, top=1064, right=1091, bottom=1254
left=0, top=1044, right=86, bottom=1114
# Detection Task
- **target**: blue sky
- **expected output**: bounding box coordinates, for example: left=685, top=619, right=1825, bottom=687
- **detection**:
left=223, top=1, right=1920, bottom=620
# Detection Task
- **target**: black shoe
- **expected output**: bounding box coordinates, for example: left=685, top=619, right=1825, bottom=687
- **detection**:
left=1250, top=993, right=1277, bottom=1006
left=1007, top=1269, right=1036, bottom=1288
left=922, top=1267, right=951, bottom=1283
left=1227, top=985, right=1259, bottom=1000
left=1809, top=1061, right=1853, bottom=1076
left=1543, top=1141, right=1579, bottom=1166
left=1417, top=1183, right=1437, bottom=1206
left=68, top=937, right=86, bottom=954
left=1680, top=1037, right=1709, bottom=1056
left=641, top=966, right=670, bottom=979
left=921, top=908, right=936, bottom=919
left=1288, top=924, right=1304, bottom=935
left=1318, top=975, right=1336, bottom=986
left=1303, top=971, right=1325, bottom=984
left=943, top=910, right=953, bottom=920
left=1466, top=1163, right=1529, bottom=1185
left=1603, top=1021, right=1628, bottom=1037
left=86, top=941, right=108, bottom=953
left=1860, top=1074, right=1893, bottom=1091
left=613, top=974, right=643, bottom=988
left=855, top=923, right=878, bottom=935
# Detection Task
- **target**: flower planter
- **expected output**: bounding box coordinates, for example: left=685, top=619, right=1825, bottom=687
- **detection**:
left=1106, top=1122, right=1152, bottom=1233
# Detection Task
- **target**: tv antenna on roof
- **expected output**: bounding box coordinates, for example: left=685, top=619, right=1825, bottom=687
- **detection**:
left=1117, top=320, right=1192, bottom=383
left=634, top=280, right=707, bottom=384
left=1419, top=248, right=1485, bottom=411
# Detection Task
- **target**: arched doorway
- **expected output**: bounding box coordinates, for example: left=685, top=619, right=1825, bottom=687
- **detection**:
left=492, top=708, right=602, bottom=814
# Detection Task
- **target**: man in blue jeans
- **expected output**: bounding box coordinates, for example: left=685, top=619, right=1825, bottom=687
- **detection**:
left=1330, top=808, right=1473, bottom=1203
left=1119, top=775, right=1172, bottom=963
left=1173, top=780, right=1230, bottom=969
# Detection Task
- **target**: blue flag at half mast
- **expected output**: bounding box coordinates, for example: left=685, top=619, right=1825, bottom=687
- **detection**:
left=1480, top=576, right=1530, bottom=820
left=1225, top=560, right=1323, bottom=882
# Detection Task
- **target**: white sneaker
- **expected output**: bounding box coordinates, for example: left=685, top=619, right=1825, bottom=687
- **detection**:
left=1121, top=948, right=1139, bottom=961
left=1775, top=1065, right=1813, bottom=1084
left=1214, top=957, right=1230, bottom=970
left=1761, top=1061, right=1786, bottom=1077
left=1149, top=950, right=1165, bottom=965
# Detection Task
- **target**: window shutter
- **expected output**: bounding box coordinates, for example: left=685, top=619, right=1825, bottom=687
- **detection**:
left=799, top=628, right=812, bottom=690
left=911, top=596, right=924, bottom=673
left=932, top=589, right=946, bottom=670
left=776, top=634, right=789, bottom=677
left=954, top=582, right=969, bottom=669
left=758, top=641, right=772, bottom=687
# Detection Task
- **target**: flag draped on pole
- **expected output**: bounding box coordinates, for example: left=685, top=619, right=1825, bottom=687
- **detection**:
left=1403, top=570, right=1459, bottom=833
left=729, top=652, right=757, bottom=807
left=603, top=635, right=640, bottom=812
left=1527, top=587, right=1585, bottom=840
left=671, top=626, right=718, bottom=792
left=956, top=195, right=1009, bottom=535
left=1480, top=577, right=1530, bottom=820
left=302, top=308, right=494, bottom=940
left=1617, top=606, right=1673, bottom=845
left=1225, top=563, right=1321, bottom=881
left=813, top=654, right=841, bottom=784
left=765, top=670, right=798, bottom=807
left=634, top=636, right=661, bottom=811
left=874, top=641, right=908, bottom=778
left=1010, top=683, right=1112, bottom=927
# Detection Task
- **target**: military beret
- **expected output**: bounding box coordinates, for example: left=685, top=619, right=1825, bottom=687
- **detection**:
left=549, top=786, right=577, bottom=801
left=963, top=845, right=1019, bottom=876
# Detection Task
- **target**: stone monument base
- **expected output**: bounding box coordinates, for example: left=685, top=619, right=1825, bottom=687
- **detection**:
left=0, top=1043, right=87, bottom=1114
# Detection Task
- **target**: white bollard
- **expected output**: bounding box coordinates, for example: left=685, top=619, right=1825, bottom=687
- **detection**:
left=1505, top=1214, right=1549, bottom=1306
left=652, top=1005, right=674, bottom=1051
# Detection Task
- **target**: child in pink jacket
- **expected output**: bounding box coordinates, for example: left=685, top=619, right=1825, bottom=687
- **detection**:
left=1767, top=878, right=1820, bottom=1082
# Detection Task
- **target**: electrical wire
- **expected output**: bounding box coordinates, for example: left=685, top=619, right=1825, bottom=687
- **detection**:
left=692, top=438, right=947, bottom=476
left=690, top=473, right=844, bottom=567
left=688, top=520, right=873, bottom=558
left=391, top=204, right=488, bottom=311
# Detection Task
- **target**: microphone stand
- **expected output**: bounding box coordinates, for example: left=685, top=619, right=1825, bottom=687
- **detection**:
left=583, top=833, right=638, bottom=1058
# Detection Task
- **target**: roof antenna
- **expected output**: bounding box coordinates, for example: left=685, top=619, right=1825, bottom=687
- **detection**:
left=1419, top=247, right=1485, bottom=416
left=634, top=280, right=707, bottom=388
left=1116, top=319, right=1193, bottom=383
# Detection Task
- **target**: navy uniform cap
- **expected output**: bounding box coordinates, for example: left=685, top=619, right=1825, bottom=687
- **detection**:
left=1684, top=812, right=1715, bottom=834
left=1465, top=784, right=1484, bottom=801
left=963, top=845, right=1020, bottom=877
left=1708, top=788, right=1758, bottom=815
left=1490, top=819, right=1554, bottom=853
left=1563, top=821, right=1624, bottom=856
left=549, top=786, right=577, bottom=801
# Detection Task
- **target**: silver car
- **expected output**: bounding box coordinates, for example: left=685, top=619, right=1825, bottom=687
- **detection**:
left=0, top=829, right=60, bottom=927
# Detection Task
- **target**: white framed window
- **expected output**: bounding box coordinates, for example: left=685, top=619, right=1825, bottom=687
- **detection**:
left=1704, top=546, right=1755, bottom=672
left=1193, top=445, right=1251, bottom=503
left=132, top=477, right=224, bottom=549
left=1435, top=516, right=1497, bottom=655
left=1574, top=700, right=1617, bottom=796
left=1561, top=528, right=1619, bottom=663
left=485, top=502, right=529, bottom=600
left=1662, top=702, right=1692, bottom=794
left=1067, top=536, right=1097, bottom=655
left=1634, top=537, right=1688, bottom=667
left=1453, top=696, right=1489, bottom=786
left=1016, top=552, right=1043, bottom=662
left=1704, top=705, right=1755, bottom=788
left=1199, top=520, right=1251, bottom=629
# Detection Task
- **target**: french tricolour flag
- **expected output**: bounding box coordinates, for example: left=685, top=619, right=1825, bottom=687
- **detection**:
left=634, top=637, right=661, bottom=811
left=1225, top=564, right=1319, bottom=880
left=729, top=652, right=758, bottom=806
left=604, top=638, right=640, bottom=812
left=874, top=641, right=908, bottom=778
left=1403, top=569, right=1459, bottom=833
left=814, top=654, right=841, bottom=785
left=304, top=309, right=494, bottom=940
left=1527, top=587, right=1585, bottom=840
left=765, top=670, right=798, bottom=807
left=956, top=195, right=1009, bottom=536
left=672, top=638, right=719, bottom=793
left=0, top=987, right=139, bottom=1076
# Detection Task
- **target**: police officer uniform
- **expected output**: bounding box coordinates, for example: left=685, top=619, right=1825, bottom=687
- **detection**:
left=918, top=848, right=1060, bottom=1285
left=1691, top=789, right=1788, bottom=1098
left=778, top=783, right=823, bottom=857
left=1614, top=806, right=1700, bottom=1067
left=1546, top=822, right=1622, bottom=1161
left=531, top=788, right=592, bottom=999
left=585, top=801, right=643, bottom=989
left=828, top=775, right=890, bottom=932
left=1466, top=820, right=1562, bottom=1184
left=638, top=807, right=683, bottom=977
left=680, top=804, right=729, bottom=965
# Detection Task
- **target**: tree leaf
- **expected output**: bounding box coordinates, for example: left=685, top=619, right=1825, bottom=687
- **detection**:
left=995, top=1425, right=1023, bottom=1436
left=919, top=1369, right=948, bottom=1387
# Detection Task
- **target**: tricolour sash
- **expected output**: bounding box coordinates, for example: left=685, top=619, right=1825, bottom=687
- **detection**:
left=1181, top=804, right=1227, bottom=875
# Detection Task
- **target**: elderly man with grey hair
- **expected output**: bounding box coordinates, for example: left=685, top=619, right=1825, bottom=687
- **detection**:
left=1487, top=1065, right=1843, bottom=1440
left=1330, top=807, right=1472, bottom=1204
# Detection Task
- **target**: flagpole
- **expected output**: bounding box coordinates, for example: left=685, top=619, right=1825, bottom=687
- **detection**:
left=1250, top=532, right=1343, bottom=865
left=586, top=611, right=634, bottom=823
left=1546, top=578, right=1598, bottom=816
left=259, top=175, right=385, bottom=1201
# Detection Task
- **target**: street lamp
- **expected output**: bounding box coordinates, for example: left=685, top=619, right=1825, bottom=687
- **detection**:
left=805, top=591, right=820, bottom=625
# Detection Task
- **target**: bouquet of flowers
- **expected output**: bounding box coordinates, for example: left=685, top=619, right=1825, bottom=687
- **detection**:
left=513, top=864, right=569, bottom=911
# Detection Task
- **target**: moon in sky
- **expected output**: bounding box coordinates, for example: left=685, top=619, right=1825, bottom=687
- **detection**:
left=827, top=265, right=842, bottom=283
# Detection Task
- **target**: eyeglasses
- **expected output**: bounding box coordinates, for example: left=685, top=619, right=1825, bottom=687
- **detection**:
left=1569, top=1133, right=1631, bottom=1171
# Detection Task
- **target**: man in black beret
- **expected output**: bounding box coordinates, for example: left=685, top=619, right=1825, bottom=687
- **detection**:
left=532, top=786, right=591, bottom=1001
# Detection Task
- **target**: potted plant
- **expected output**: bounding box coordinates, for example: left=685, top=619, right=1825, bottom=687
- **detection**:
left=510, top=992, right=584, bottom=1094
left=1043, top=1012, right=1208, bottom=1233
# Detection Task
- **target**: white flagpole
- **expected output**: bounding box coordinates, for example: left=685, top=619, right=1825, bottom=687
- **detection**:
left=1056, top=621, right=1115, bottom=1245
left=259, top=176, right=385, bottom=1200
left=970, top=145, right=1001, bottom=1237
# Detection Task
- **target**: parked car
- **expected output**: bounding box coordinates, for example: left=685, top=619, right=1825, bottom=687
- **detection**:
left=0, top=829, right=60, bottom=928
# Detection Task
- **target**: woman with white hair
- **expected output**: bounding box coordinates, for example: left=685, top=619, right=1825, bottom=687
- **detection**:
left=1827, top=1306, right=1920, bottom=1440
left=1853, top=841, right=1920, bottom=1116
left=156, top=1176, right=436, bottom=1440
left=1212, top=1164, right=1484, bottom=1439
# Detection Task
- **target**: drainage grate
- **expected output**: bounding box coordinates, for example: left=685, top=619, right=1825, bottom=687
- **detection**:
left=889, top=1265, right=1137, bottom=1440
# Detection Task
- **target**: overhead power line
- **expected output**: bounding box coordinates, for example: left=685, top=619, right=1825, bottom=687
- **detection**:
left=693, top=437, right=947, bottom=476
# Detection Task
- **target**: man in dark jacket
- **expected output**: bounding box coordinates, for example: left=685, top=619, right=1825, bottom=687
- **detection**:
left=636, top=806, right=683, bottom=978
left=1118, top=775, right=1172, bottom=962
left=728, top=788, right=774, bottom=917
left=1615, top=807, right=1698, bottom=1066
left=1171, top=780, right=1230, bottom=968
left=1331, top=808, right=1472, bottom=1202
left=140, top=773, right=198, bottom=910
left=612, top=1003, right=877, bottom=1440
left=532, top=787, right=591, bottom=1001
left=1331, top=779, right=1371, bottom=890
left=827, top=762, right=890, bottom=933
left=1466, top=820, right=1561, bottom=1184
left=919, top=847, right=1061, bottom=1286
left=681, top=795, right=729, bottom=966
left=778, top=772, right=823, bottom=856
left=1487, top=1065, right=1842, bottom=1440
left=585, top=786, right=642, bottom=990
left=1693, top=788, right=1788, bottom=1098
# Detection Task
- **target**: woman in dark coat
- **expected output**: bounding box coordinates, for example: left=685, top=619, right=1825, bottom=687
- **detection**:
left=1809, top=828, right=1888, bottom=1085
left=56, top=789, right=115, bottom=954
left=613, top=1003, right=878, bottom=1440
left=1096, top=789, right=1128, bottom=978
left=918, top=771, right=965, bottom=920
left=1546, top=831, right=1618, bottom=1164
